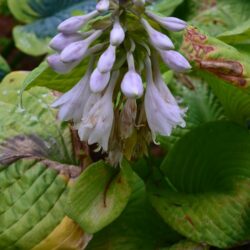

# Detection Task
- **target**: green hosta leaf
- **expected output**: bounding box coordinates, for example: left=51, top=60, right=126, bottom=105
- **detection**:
left=22, top=60, right=88, bottom=92
left=190, top=0, right=250, bottom=36
left=147, top=121, right=250, bottom=248
left=158, top=82, right=224, bottom=150
left=87, top=176, right=182, bottom=250
left=217, top=19, right=250, bottom=45
left=66, top=160, right=134, bottom=233
left=199, top=71, right=250, bottom=126
left=150, top=0, right=184, bottom=16
left=161, top=240, right=210, bottom=250
left=0, top=159, right=87, bottom=250
left=0, top=55, right=10, bottom=80
left=13, top=27, right=52, bottom=56
left=182, top=26, right=250, bottom=88
left=0, top=71, right=73, bottom=163
left=8, top=0, right=95, bottom=55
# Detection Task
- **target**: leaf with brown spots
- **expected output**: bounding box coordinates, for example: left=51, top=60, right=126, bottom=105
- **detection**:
left=182, top=26, right=250, bottom=88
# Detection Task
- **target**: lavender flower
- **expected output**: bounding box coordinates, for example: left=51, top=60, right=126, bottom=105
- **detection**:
left=60, top=30, right=102, bottom=63
left=90, top=68, right=111, bottom=93
left=51, top=59, right=94, bottom=121
left=145, top=11, right=187, bottom=32
left=159, top=50, right=191, bottom=72
left=141, top=18, right=174, bottom=50
left=58, top=10, right=99, bottom=34
left=144, top=57, right=186, bottom=141
left=49, top=33, right=83, bottom=51
left=110, top=17, right=125, bottom=46
left=96, top=0, right=110, bottom=12
left=121, top=52, right=144, bottom=98
left=78, top=71, right=119, bottom=151
left=97, top=45, right=116, bottom=73
left=48, top=0, right=191, bottom=155
left=47, top=54, right=79, bottom=74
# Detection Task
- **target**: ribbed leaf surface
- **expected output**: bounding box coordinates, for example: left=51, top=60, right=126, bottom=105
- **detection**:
left=148, top=122, right=250, bottom=248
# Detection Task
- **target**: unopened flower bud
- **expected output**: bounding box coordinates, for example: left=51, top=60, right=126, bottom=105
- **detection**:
left=141, top=18, right=174, bottom=50
left=90, top=68, right=111, bottom=93
left=121, top=70, right=144, bottom=98
left=146, top=11, right=187, bottom=32
left=47, top=54, right=79, bottom=74
left=159, top=50, right=191, bottom=72
left=60, top=30, right=102, bottom=63
left=96, top=0, right=110, bottom=12
left=58, top=10, right=99, bottom=34
left=97, top=45, right=116, bottom=73
left=110, top=17, right=125, bottom=46
left=49, top=33, right=83, bottom=51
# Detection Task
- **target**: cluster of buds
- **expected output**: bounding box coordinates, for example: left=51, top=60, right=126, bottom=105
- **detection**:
left=48, top=0, right=191, bottom=164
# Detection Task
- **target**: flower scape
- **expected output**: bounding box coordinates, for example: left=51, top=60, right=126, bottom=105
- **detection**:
left=47, top=0, right=191, bottom=164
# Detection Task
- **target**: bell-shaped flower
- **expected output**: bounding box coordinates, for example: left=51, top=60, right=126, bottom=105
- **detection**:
left=158, top=50, right=191, bottom=72
left=49, top=33, right=83, bottom=51
left=144, top=57, right=186, bottom=141
left=96, top=0, right=110, bottom=12
left=47, top=54, right=79, bottom=74
left=90, top=68, right=111, bottom=93
left=78, top=71, right=119, bottom=151
left=121, top=52, right=144, bottom=98
left=51, top=60, right=94, bottom=122
left=97, top=45, right=116, bottom=73
left=58, top=10, right=99, bottom=34
left=145, top=11, right=187, bottom=32
left=110, top=17, right=125, bottom=46
left=141, top=18, right=174, bottom=50
left=60, top=30, right=102, bottom=63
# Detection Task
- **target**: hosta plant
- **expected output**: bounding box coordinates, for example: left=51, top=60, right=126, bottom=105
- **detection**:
left=1, top=0, right=250, bottom=249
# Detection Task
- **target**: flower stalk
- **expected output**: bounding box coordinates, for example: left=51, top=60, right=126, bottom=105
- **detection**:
left=48, top=0, right=191, bottom=163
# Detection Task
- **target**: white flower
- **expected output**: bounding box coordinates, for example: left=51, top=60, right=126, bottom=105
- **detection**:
left=158, top=50, right=191, bottom=72
left=97, top=45, right=116, bottom=73
left=58, top=10, right=99, bottom=34
left=51, top=60, right=94, bottom=122
left=145, top=11, right=187, bottom=32
left=78, top=71, right=119, bottom=151
left=90, top=68, right=111, bottom=93
left=110, top=17, right=125, bottom=46
left=144, top=57, right=186, bottom=141
left=141, top=18, right=174, bottom=50
left=96, top=0, right=110, bottom=12
left=60, top=30, right=102, bottom=63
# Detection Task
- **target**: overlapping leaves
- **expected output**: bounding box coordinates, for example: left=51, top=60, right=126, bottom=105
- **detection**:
left=7, top=0, right=95, bottom=55
left=148, top=121, right=250, bottom=248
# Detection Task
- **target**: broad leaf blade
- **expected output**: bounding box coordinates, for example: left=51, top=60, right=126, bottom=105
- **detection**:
left=0, top=71, right=73, bottom=163
left=148, top=121, right=250, bottom=248
left=8, top=0, right=95, bottom=55
left=66, top=160, right=134, bottom=233
left=0, top=159, right=87, bottom=249
left=87, top=175, right=182, bottom=250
